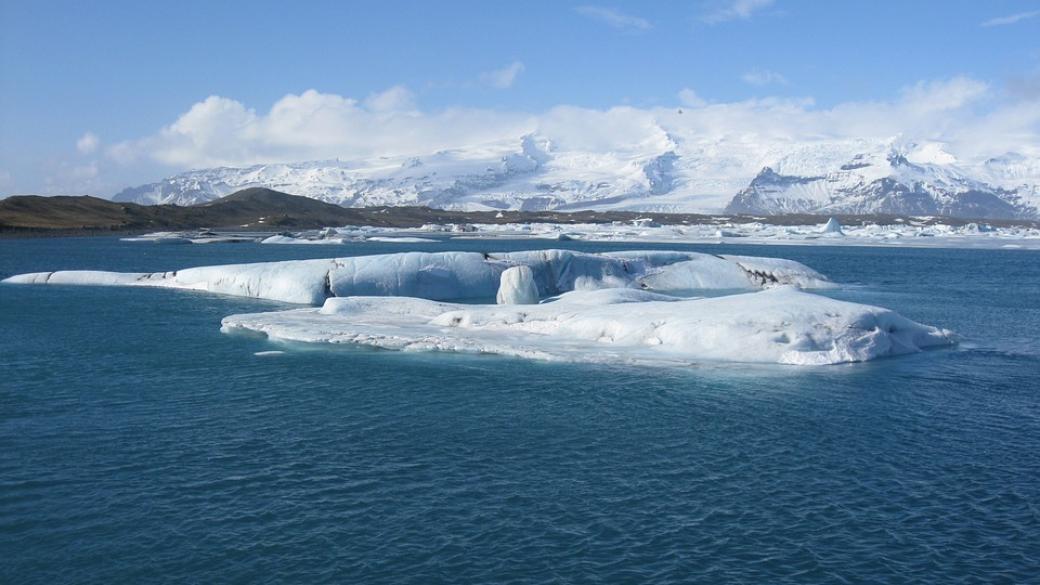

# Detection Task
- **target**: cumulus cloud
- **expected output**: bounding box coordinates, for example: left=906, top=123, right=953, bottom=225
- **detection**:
left=898, top=76, right=990, bottom=113
left=575, top=5, right=652, bottom=31
left=109, top=88, right=533, bottom=168
left=741, top=69, right=788, bottom=86
left=76, top=132, right=100, bottom=154
left=480, top=61, right=525, bottom=89
left=702, top=0, right=774, bottom=24
left=677, top=88, right=707, bottom=107
left=981, top=10, right=1039, bottom=27
left=364, top=85, right=416, bottom=112
left=106, top=76, right=1040, bottom=175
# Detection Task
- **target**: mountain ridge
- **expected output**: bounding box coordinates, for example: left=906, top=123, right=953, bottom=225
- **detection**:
left=109, top=137, right=1040, bottom=220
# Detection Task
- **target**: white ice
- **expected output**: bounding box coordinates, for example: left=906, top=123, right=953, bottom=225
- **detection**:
left=363, top=236, right=438, bottom=243
left=496, top=265, right=539, bottom=305
left=221, top=287, right=954, bottom=366
left=4, top=249, right=955, bottom=366
left=409, top=218, right=1040, bottom=250
left=821, top=217, right=844, bottom=235
left=3, top=249, right=832, bottom=305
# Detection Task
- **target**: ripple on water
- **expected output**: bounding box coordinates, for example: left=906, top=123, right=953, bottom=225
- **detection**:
left=1, top=239, right=1039, bottom=583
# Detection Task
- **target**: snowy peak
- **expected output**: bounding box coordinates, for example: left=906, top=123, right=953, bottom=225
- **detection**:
left=727, top=146, right=1027, bottom=219
left=113, top=136, right=1040, bottom=219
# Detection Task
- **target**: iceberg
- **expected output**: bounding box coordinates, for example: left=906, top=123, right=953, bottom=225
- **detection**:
left=3, top=248, right=954, bottom=366
left=260, top=234, right=351, bottom=245
left=2, top=249, right=832, bottom=305
left=364, top=236, right=438, bottom=243
left=221, top=287, right=954, bottom=366
left=821, top=217, right=845, bottom=235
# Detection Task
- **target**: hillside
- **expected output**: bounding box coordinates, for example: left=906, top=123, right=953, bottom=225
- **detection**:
left=0, top=188, right=365, bottom=233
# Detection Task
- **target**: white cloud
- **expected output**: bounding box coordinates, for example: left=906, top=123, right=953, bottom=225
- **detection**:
left=741, top=69, right=788, bottom=86
left=76, top=132, right=100, bottom=154
left=110, top=87, right=533, bottom=168
left=364, top=85, right=416, bottom=112
left=898, top=76, right=990, bottom=113
left=981, top=10, right=1040, bottom=27
left=106, top=76, right=1040, bottom=178
left=575, top=5, right=652, bottom=31
left=41, top=160, right=105, bottom=195
left=702, top=0, right=774, bottom=24
left=481, top=61, right=525, bottom=89
left=677, top=88, right=707, bottom=107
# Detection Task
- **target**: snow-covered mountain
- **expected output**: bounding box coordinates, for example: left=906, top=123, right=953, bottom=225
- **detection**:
left=727, top=147, right=1035, bottom=219
left=114, top=135, right=1040, bottom=219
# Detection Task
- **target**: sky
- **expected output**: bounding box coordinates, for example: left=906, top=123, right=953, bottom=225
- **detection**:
left=1, top=0, right=1039, bottom=196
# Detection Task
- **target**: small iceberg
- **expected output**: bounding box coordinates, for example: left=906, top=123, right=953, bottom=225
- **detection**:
left=364, top=236, right=438, bottom=243
left=820, top=217, right=844, bottom=236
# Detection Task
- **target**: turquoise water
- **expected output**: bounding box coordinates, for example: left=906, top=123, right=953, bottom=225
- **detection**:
left=1, top=237, right=1039, bottom=583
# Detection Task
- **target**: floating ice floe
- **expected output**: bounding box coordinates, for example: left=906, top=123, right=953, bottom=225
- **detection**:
left=221, top=287, right=954, bottom=366
left=122, top=232, right=261, bottom=244
left=3, top=249, right=954, bottom=366
left=260, top=234, right=351, bottom=245
left=2, top=249, right=832, bottom=305
left=405, top=219, right=1040, bottom=249
left=363, top=236, right=439, bottom=243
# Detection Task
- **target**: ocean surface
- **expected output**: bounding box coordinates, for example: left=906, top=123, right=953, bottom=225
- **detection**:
left=1, top=237, right=1039, bottom=584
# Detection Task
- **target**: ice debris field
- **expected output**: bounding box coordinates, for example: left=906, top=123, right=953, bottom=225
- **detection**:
left=4, top=249, right=954, bottom=366
left=358, top=219, right=1040, bottom=250
left=118, top=217, right=1040, bottom=250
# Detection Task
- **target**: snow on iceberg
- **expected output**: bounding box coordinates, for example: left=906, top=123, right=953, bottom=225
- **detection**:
left=2, top=249, right=832, bottom=305
left=220, top=287, right=954, bottom=366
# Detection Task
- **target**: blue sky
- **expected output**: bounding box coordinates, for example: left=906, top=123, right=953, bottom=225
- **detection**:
left=2, top=0, right=1039, bottom=195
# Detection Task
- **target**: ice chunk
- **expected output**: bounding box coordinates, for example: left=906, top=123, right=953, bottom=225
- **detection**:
left=221, top=287, right=954, bottom=366
left=3, top=249, right=832, bottom=304
left=2, top=271, right=150, bottom=286
left=261, top=235, right=350, bottom=245
left=496, top=265, right=539, bottom=305
left=821, top=217, right=845, bottom=235
left=364, top=236, right=438, bottom=243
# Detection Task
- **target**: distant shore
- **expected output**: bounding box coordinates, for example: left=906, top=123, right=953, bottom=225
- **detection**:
left=3, top=189, right=1038, bottom=239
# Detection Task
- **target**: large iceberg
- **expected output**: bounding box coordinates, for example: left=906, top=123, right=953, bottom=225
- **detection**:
left=221, top=287, right=954, bottom=366
left=2, top=249, right=831, bottom=305
left=3, top=248, right=954, bottom=366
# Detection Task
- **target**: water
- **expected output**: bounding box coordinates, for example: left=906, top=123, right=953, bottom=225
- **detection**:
left=2, top=237, right=1039, bottom=584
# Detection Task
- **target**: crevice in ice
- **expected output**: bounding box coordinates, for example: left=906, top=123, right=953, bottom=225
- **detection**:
left=742, top=269, right=782, bottom=287
left=323, top=270, right=334, bottom=300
